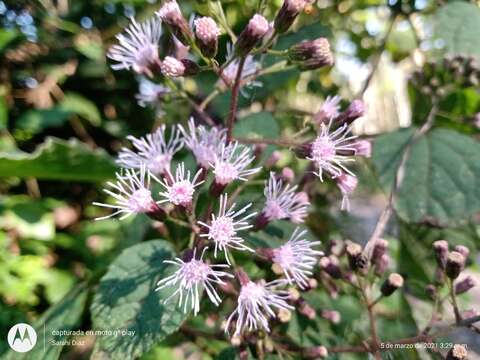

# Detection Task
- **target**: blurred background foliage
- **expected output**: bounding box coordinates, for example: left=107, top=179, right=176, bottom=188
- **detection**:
left=0, top=0, right=479, bottom=359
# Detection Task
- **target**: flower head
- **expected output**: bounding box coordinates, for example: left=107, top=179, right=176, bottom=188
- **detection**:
left=272, top=228, right=323, bottom=289
left=307, top=120, right=357, bottom=181
left=261, top=172, right=309, bottom=223
left=234, top=14, right=269, bottom=56
left=93, top=166, right=159, bottom=220
left=336, top=172, right=358, bottom=211
left=156, top=0, right=192, bottom=44
left=313, top=95, right=341, bottom=124
left=179, top=118, right=227, bottom=169
left=136, top=78, right=170, bottom=109
left=194, top=16, right=220, bottom=58
left=274, top=0, right=306, bottom=33
left=108, top=17, right=162, bottom=76
left=226, top=270, right=293, bottom=336
left=161, top=56, right=186, bottom=77
left=198, top=194, right=256, bottom=264
left=117, top=125, right=183, bottom=175
left=212, top=141, right=261, bottom=186
left=156, top=247, right=233, bottom=315
left=288, top=37, right=334, bottom=71
left=158, top=162, right=204, bottom=208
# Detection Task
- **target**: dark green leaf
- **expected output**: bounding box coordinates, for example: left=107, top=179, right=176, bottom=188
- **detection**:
left=0, top=137, right=116, bottom=182
left=90, top=240, right=189, bottom=360
left=59, top=92, right=102, bottom=126
left=16, top=109, right=71, bottom=134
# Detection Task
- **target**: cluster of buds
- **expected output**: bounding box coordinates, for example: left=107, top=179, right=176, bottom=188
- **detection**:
left=432, top=240, right=471, bottom=282
left=410, top=55, right=480, bottom=97
left=288, top=37, right=334, bottom=71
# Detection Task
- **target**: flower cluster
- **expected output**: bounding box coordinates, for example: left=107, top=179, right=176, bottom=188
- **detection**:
left=98, top=0, right=367, bottom=340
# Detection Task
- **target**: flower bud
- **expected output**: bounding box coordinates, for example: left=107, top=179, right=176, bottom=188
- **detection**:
left=433, top=240, right=449, bottom=269
left=425, top=284, right=437, bottom=300
left=288, top=287, right=301, bottom=301
left=321, top=310, right=341, bottom=324
left=336, top=173, right=358, bottom=211
left=194, top=16, right=220, bottom=58
left=304, top=346, right=328, bottom=359
left=445, top=251, right=465, bottom=279
left=278, top=308, right=292, bottom=323
left=156, top=0, right=193, bottom=45
left=371, top=238, right=388, bottom=266
left=446, top=344, right=468, bottom=360
left=274, top=0, right=306, bottom=34
left=374, top=254, right=390, bottom=277
left=352, top=140, right=372, bottom=157
left=454, top=245, right=469, bottom=259
left=288, top=38, right=334, bottom=70
left=346, top=242, right=368, bottom=274
left=455, top=276, right=476, bottom=295
left=146, top=202, right=167, bottom=221
left=281, top=167, right=295, bottom=183
left=293, top=142, right=313, bottom=159
left=234, top=14, right=269, bottom=56
left=319, top=256, right=342, bottom=279
left=265, top=150, right=282, bottom=168
left=161, top=56, right=186, bottom=77
left=336, top=99, right=365, bottom=126
left=298, top=300, right=316, bottom=319
left=381, top=273, right=404, bottom=296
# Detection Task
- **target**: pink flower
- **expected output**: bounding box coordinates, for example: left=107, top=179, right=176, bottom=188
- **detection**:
left=272, top=228, right=323, bottom=289
left=307, top=121, right=357, bottom=181
left=262, top=172, right=309, bottom=223
left=352, top=140, right=371, bottom=157
left=211, top=142, right=261, bottom=186
left=157, top=162, right=204, bottom=208
left=313, top=96, right=341, bottom=124
left=93, top=166, right=159, bottom=220
left=161, top=56, right=186, bottom=77
left=179, top=118, right=227, bottom=169
left=194, top=16, right=220, bottom=43
left=198, top=194, right=256, bottom=264
left=117, top=125, right=183, bottom=175
left=156, top=247, right=233, bottom=315
left=336, top=173, right=358, bottom=211
left=248, top=14, right=269, bottom=37
left=108, top=17, right=162, bottom=76
left=226, top=270, right=292, bottom=336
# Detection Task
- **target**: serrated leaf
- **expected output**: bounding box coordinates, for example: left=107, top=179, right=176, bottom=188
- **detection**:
left=90, top=240, right=189, bottom=360
left=3, top=283, right=88, bottom=360
left=435, top=2, right=480, bottom=60
left=0, top=137, right=116, bottom=182
left=373, top=128, right=480, bottom=225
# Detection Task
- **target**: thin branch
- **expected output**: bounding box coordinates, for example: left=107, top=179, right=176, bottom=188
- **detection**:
left=226, top=56, right=246, bottom=142
left=233, top=136, right=303, bottom=147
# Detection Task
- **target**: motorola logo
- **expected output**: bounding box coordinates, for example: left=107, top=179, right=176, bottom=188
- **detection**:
left=7, top=323, right=37, bottom=353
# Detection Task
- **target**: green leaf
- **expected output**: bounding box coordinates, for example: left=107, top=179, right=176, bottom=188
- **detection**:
left=0, top=95, right=7, bottom=130
left=0, top=137, right=116, bottom=182
left=59, top=92, right=102, bottom=126
left=3, top=283, right=88, bottom=360
left=373, top=128, right=480, bottom=225
left=16, top=109, right=71, bottom=134
left=435, top=2, right=480, bottom=60
left=0, top=29, right=18, bottom=53
left=90, top=240, right=189, bottom=360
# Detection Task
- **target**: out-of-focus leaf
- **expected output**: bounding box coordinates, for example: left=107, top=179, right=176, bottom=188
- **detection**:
left=0, top=95, right=7, bottom=130
left=435, top=2, right=480, bottom=60
left=373, top=128, right=480, bottom=225
left=0, top=29, right=18, bottom=53
left=74, top=34, right=105, bottom=61
left=16, top=108, right=71, bottom=134
left=3, top=283, right=88, bottom=360
left=0, top=137, right=116, bottom=182
left=59, top=92, right=102, bottom=126
left=91, top=240, right=189, bottom=360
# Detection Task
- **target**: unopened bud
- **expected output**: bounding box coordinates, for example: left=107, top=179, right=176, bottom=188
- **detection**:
left=278, top=308, right=292, bottom=323
left=304, top=346, right=328, bottom=358
left=371, top=238, right=388, bottom=265
left=455, top=276, right=476, bottom=295
left=288, top=38, right=334, bottom=70
left=446, top=344, right=468, bottom=360
left=281, top=167, right=295, bottom=183
left=298, top=301, right=316, bottom=319
left=319, top=256, right=342, bottom=279
left=161, top=56, right=185, bottom=77
left=352, top=139, right=372, bottom=157
left=446, top=251, right=465, bottom=279
left=433, top=240, right=449, bottom=269
left=381, top=273, right=404, bottom=296
left=294, top=142, right=313, bottom=159
left=146, top=202, right=167, bottom=221
left=156, top=0, right=193, bottom=45
left=274, top=0, right=305, bottom=34
left=321, top=310, right=341, bottom=324
left=454, top=245, right=469, bottom=259
left=346, top=242, right=367, bottom=273
left=425, top=284, right=437, bottom=300
left=265, top=150, right=282, bottom=168
left=336, top=99, right=365, bottom=126
left=235, top=14, right=269, bottom=56
left=374, top=254, right=390, bottom=277
left=194, top=16, right=220, bottom=58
